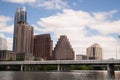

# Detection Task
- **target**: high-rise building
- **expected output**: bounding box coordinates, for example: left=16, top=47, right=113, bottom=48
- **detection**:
left=0, top=35, right=7, bottom=50
left=86, top=43, right=102, bottom=60
left=13, top=7, right=33, bottom=60
left=14, top=23, right=33, bottom=53
left=33, top=34, right=53, bottom=60
left=53, top=35, right=74, bottom=60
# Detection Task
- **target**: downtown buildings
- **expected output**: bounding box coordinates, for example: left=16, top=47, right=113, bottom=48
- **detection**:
left=12, top=7, right=75, bottom=61
left=2, top=7, right=104, bottom=61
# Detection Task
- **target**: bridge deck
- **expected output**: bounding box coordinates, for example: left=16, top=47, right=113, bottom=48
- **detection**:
left=0, top=60, right=120, bottom=65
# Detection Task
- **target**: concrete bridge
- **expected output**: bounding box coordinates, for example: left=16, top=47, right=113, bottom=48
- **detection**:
left=0, top=60, right=120, bottom=79
left=0, top=60, right=120, bottom=65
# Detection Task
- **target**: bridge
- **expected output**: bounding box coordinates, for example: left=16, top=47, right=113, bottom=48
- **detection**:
left=0, top=60, right=120, bottom=65
left=0, top=60, right=120, bottom=79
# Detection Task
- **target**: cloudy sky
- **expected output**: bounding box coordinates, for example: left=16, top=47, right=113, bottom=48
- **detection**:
left=0, top=0, right=120, bottom=59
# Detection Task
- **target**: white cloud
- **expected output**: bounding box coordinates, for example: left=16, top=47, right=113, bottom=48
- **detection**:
left=3, top=0, right=35, bottom=4
left=36, top=9, right=120, bottom=59
left=0, top=15, right=11, bottom=22
left=0, top=15, right=13, bottom=34
left=30, top=0, right=68, bottom=10
left=0, top=33, right=6, bottom=38
left=3, top=0, right=68, bottom=10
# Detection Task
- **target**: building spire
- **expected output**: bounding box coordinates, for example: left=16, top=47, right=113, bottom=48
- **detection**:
left=14, top=6, right=27, bottom=24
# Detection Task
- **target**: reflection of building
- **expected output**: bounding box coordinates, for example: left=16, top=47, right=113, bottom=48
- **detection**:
left=33, top=34, right=53, bottom=60
left=13, top=7, right=33, bottom=60
left=76, top=55, right=87, bottom=60
left=86, top=43, right=102, bottom=60
left=53, top=35, right=74, bottom=60
left=0, top=36, right=7, bottom=50
left=0, top=50, right=16, bottom=61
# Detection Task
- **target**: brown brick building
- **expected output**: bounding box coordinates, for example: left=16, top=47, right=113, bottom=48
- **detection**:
left=33, top=34, right=53, bottom=60
left=53, top=35, right=74, bottom=60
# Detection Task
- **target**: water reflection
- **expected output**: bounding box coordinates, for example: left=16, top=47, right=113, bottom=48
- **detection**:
left=0, top=71, right=119, bottom=80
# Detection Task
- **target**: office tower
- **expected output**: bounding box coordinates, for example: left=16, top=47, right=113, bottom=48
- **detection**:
left=86, top=43, right=102, bottom=60
left=33, top=34, right=53, bottom=60
left=0, top=35, right=7, bottom=50
left=13, top=7, right=27, bottom=51
left=13, top=7, right=33, bottom=60
left=53, top=35, right=74, bottom=60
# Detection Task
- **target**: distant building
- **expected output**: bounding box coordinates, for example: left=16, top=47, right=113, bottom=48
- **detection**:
left=33, top=34, right=53, bottom=60
left=53, top=35, right=74, bottom=60
left=0, top=50, right=16, bottom=61
left=13, top=7, right=33, bottom=60
left=76, top=54, right=87, bottom=60
left=86, top=43, right=102, bottom=60
left=0, top=36, right=7, bottom=50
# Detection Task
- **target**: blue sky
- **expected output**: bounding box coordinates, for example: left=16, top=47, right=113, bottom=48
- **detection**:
left=0, top=0, right=120, bottom=59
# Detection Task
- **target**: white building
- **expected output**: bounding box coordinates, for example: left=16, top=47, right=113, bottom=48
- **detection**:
left=0, top=35, right=7, bottom=50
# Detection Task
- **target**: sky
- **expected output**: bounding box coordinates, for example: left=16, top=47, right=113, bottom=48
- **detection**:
left=0, top=0, right=120, bottom=59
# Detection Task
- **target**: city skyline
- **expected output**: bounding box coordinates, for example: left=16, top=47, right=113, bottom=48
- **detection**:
left=0, top=0, right=120, bottom=59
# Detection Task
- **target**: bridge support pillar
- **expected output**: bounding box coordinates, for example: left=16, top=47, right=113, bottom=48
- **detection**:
left=107, top=64, right=115, bottom=79
left=21, top=65, right=23, bottom=71
left=57, top=64, right=70, bottom=71
left=57, top=64, right=60, bottom=71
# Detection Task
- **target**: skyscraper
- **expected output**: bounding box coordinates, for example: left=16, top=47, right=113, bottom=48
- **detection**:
left=13, top=7, right=27, bottom=52
left=13, top=7, right=33, bottom=60
left=53, top=35, right=74, bottom=60
left=33, top=34, right=53, bottom=60
left=86, top=43, right=102, bottom=60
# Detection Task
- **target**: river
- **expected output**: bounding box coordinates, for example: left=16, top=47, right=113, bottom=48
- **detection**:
left=0, top=70, right=120, bottom=80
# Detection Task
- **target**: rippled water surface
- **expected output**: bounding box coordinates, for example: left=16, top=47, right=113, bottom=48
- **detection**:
left=0, top=70, right=120, bottom=80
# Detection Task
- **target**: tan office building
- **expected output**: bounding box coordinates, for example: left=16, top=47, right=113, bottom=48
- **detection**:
left=86, top=43, right=102, bottom=60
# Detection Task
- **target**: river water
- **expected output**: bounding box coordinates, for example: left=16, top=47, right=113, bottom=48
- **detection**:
left=0, top=70, right=120, bottom=80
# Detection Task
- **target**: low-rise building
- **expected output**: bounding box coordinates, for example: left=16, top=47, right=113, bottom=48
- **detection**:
left=16, top=53, right=34, bottom=61
left=76, top=54, right=87, bottom=60
left=0, top=50, right=16, bottom=61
